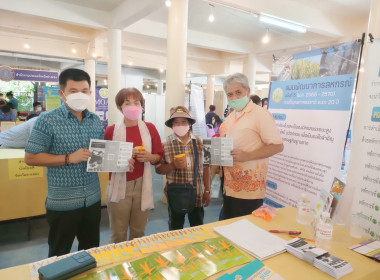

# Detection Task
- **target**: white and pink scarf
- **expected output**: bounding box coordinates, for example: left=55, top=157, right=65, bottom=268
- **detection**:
left=107, top=119, right=154, bottom=211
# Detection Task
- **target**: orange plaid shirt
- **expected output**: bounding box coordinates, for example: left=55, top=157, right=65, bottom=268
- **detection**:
left=161, top=133, right=205, bottom=207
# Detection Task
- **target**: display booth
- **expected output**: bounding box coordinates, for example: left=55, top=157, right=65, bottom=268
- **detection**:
left=0, top=207, right=378, bottom=279
left=0, top=149, right=109, bottom=237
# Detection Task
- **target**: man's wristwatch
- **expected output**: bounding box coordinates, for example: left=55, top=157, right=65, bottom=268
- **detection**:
left=205, top=190, right=210, bottom=193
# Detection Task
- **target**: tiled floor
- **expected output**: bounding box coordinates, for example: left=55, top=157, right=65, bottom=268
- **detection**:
left=0, top=172, right=223, bottom=270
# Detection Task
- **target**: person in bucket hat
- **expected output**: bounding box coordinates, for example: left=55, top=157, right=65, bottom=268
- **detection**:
left=164, top=106, right=196, bottom=127
left=156, top=106, right=210, bottom=230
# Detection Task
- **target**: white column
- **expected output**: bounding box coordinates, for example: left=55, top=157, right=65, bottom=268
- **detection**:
left=107, top=29, right=122, bottom=126
left=157, top=79, right=164, bottom=95
left=368, top=0, right=380, bottom=38
left=205, top=75, right=214, bottom=112
left=247, top=53, right=257, bottom=94
left=165, top=0, right=188, bottom=136
left=85, top=59, right=96, bottom=112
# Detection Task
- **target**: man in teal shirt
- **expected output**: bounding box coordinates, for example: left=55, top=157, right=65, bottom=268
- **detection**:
left=6, top=91, right=19, bottom=113
left=25, top=69, right=104, bottom=257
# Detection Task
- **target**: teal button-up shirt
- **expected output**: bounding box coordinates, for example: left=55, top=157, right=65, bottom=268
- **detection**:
left=25, top=105, right=104, bottom=211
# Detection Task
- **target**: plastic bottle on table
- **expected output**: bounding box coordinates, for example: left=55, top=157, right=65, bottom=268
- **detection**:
left=315, top=212, right=333, bottom=250
left=296, top=194, right=311, bottom=224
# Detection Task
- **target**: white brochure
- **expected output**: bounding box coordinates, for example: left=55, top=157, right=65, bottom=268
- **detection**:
left=87, top=139, right=133, bottom=172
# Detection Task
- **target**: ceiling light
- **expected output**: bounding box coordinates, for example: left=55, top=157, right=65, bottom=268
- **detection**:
left=128, top=61, right=133, bottom=66
left=208, top=4, right=215, bottom=23
left=259, top=13, right=308, bottom=33
left=147, top=85, right=150, bottom=89
left=159, top=68, right=164, bottom=73
left=24, top=43, right=30, bottom=49
left=71, top=48, right=77, bottom=53
left=165, top=0, right=171, bottom=7
left=92, top=52, right=97, bottom=58
left=104, top=79, right=107, bottom=84
left=262, top=29, right=269, bottom=44
left=186, top=73, right=191, bottom=77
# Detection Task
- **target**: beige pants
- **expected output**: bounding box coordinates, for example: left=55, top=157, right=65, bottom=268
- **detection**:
left=107, top=177, right=149, bottom=243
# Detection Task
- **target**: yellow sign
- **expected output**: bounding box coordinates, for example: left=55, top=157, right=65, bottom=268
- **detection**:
left=8, top=158, right=43, bottom=180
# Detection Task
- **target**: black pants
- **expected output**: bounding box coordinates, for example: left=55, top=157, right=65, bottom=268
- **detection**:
left=223, top=196, right=263, bottom=220
left=168, top=206, right=204, bottom=230
left=46, top=201, right=101, bottom=257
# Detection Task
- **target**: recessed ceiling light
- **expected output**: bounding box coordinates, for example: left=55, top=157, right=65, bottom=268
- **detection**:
left=71, top=48, right=77, bottom=53
left=92, top=52, right=97, bottom=58
left=208, top=14, right=215, bottom=22
left=187, top=73, right=191, bottom=77
left=165, top=0, right=171, bottom=8
left=262, top=29, right=270, bottom=44
left=159, top=68, right=164, bottom=73
left=129, top=61, right=133, bottom=66
left=24, top=43, right=30, bottom=49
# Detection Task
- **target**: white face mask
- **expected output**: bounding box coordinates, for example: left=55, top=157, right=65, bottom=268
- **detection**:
left=64, top=92, right=90, bottom=112
left=36, top=106, right=42, bottom=112
left=172, top=125, right=190, bottom=137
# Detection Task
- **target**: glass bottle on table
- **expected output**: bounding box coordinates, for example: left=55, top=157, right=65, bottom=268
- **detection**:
left=296, top=193, right=311, bottom=224
left=315, top=211, right=333, bottom=250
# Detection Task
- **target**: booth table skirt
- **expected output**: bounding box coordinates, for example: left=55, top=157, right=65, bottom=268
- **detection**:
left=0, top=149, right=109, bottom=222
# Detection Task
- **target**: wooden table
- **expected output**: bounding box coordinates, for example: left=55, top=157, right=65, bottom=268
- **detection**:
left=0, top=207, right=378, bottom=279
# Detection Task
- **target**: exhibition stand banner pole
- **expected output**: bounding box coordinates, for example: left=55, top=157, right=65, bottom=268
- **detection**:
left=265, top=41, right=361, bottom=208
left=186, top=84, right=207, bottom=139
left=344, top=38, right=380, bottom=241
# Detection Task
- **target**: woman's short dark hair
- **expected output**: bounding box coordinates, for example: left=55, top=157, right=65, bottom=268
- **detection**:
left=115, top=88, right=145, bottom=109
left=59, top=68, right=91, bottom=90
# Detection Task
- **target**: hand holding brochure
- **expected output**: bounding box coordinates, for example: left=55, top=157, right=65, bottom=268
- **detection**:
left=203, top=137, right=233, bottom=166
left=87, top=139, right=133, bottom=172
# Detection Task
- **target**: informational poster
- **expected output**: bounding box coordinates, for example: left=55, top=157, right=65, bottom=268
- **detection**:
left=185, top=84, right=207, bottom=139
left=344, top=39, right=380, bottom=240
left=87, top=139, right=133, bottom=172
left=265, top=41, right=360, bottom=208
left=38, top=86, right=61, bottom=110
left=8, top=158, right=43, bottom=180
left=95, top=86, right=108, bottom=128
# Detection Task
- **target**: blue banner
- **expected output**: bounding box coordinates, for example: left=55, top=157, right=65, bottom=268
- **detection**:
left=269, top=74, right=355, bottom=111
left=95, top=86, right=108, bottom=127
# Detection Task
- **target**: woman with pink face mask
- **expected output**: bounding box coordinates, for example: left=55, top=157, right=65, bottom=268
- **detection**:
left=156, top=106, right=211, bottom=230
left=104, top=88, right=164, bottom=243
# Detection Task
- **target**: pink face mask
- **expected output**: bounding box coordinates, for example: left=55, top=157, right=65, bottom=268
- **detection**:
left=122, top=106, right=142, bottom=120
left=172, top=125, right=190, bottom=137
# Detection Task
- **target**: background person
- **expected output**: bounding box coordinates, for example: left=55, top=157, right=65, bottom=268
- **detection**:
left=222, top=73, right=283, bottom=219
left=0, top=103, right=16, bottom=121
left=250, top=94, right=261, bottom=105
left=261, top=97, right=269, bottom=108
left=212, top=114, right=222, bottom=136
left=6, top=91, right=19, bottom=113
left=0, top=114, right=41, bottom=148
left=205, top=104, right=216, bottom=126
left=156, top=106, right=211, bottom=230
left=104, top=87, right=163, bottom=243
left=27, top=101, right=43, bottom=120
left=24, top=68, right=104, bottom=257
left=0, top=93, right=6, bottom=108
